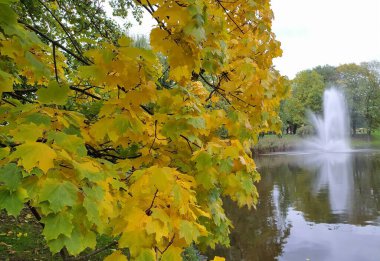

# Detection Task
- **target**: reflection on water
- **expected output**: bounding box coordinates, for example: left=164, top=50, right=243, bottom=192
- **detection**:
left=297, top=153, right=353, bottom=214
left=208, top=152, right=380, bottom=260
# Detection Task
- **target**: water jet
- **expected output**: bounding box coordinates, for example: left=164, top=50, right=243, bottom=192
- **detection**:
left=302, top=88, right=350, bottom=152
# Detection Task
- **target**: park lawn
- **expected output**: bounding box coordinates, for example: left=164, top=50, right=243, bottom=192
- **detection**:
left=350, top=130, right=380, bottom=149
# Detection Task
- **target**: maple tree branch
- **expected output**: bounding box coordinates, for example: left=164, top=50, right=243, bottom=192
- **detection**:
left=199, top=73, right=232, bottom=105
left=230, top=92, right=256, bottom=108
left=27, top=202, right=44, bottom=228
left=71, top=241, right=118, bottom=260
left=205, top=89, right=216, bottom=102
left=158, top=66, right=170, bottom=80
left=180, top=135, right=201, bottom=150
left=69, top=86, right=101, bottom=100
left=145, top=189, right=159, bottom=216
left=12, top=88, right=38, bottom=93
left=28, top=202, right=74, bottom=261
left=140, top=104, right=154, bottom=115
left=18, top=20, right=91, bottom=65
left=135, top=0, right=172, bottom=36
left=145, top=0, right=156, bottom=13
left=183, top=135, right=193, bottom=152
left=37, top=0, right=84, bottom=58
left=52, top=43, right=59, bottom=83
left=85, top=143, right=141, bottom=163
left=156, top=235, right=175, bottom=254
left=215, top=0, right=244, bottom=34
left=162, top=235, right=175, bottom=253
left=7, top=92, right=35, bottom=104
left=149, top=120, right=158, bottom=153
left=1, top=98, right=17, bottom=107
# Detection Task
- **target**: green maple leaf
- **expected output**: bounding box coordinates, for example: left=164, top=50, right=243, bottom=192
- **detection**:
left=179, top=220, right=200, bottom=244
left=0, top=189, right=26, bottom=216
left=39, top=179, right=78, bottom=212
left=135, top=249, right=155, bottom=261
left=46, top=235, right=66, bottom=254
left=25, top=113, right=51, bottom=126
left=65, top=228, right=96, bottom=255
left=0, top=69, right=13, bottom=94
left=36, top=81, right=70, bottom=105
left=195, top=169, right=216, bottom=189
left=0, top=147, right=9, bottom=160
left=194, top=151, right=213, bottom=170
left=0, top=163, right=22, bottom=191
left=0, top=0, right=18, bottom=5
left=41, top=212, right=73, bottom=241
left=48, top=131, right=86, bottom=157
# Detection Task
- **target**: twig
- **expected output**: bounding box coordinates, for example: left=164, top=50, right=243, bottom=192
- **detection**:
left=145, top=189, right=159, bottom=216
left=71, top=241, right=118, bottom=260
left=149, top=120, right=158, bottom=153
left=134, top=0, right=172, bottom=36
left=8, top=92, right=35, bottom=103
left=69, top=86, right=101, bottom=100
left=140, top=104, right=154, bottom=115
left=156, top=235, right=175, bottom=254
left=199, top=73, right=232, bottom=105
left=37, top=0, right=84, bottom=58
left=1, top=98, right=17, bottom=107
left=26, top=202, right=44, bottom=227
left=180, top=135, right=201, bottom=149
left=52, top=43, right=59, bottom=83
left=215, top=0, right=244, bottom=34
left=18, top=20, right=91, bottom=65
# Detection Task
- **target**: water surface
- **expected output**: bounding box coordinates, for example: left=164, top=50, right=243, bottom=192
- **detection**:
left=208, top=151, right=380, bottom=260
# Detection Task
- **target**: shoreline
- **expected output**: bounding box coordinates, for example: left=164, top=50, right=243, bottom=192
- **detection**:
left=251, top=133, right=380, bottom=155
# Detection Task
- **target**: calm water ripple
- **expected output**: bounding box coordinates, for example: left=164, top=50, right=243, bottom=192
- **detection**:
left=208, top=151, right=380, bottom=261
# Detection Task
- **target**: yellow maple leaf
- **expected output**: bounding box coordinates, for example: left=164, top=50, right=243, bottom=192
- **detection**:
left=10, top=142, right=57, bottom=173
left=104, top=250, right=128, bottom=261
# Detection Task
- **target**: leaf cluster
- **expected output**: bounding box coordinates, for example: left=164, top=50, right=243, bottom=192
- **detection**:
left=0, top=0, right=287, bottom=260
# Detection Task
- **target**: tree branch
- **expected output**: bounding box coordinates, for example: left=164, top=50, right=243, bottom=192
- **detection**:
left=37, top=0, right=85, bottom=58
left=180, top=135, right=201, bottom=150
left=52, top=43, right=59, bottom=82
left=71, top=241, right=118, bottom=260
left=69, top=86, right=101, bottom=100
left=215, top=0, right=244, bottom=34
left=145, top=189, right=158, bottom=216
left=134, top=0, right=172, bottom=36
left=18, top=20, right=91, bottom=65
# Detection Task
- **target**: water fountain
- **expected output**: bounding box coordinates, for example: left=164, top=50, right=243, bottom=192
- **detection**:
left=302, top=88, right=351, bottom=152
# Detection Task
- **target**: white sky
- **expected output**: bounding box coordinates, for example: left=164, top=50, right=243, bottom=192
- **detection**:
left=271, top=0, right=380, bottom=79
left=108, top=0, right=380, bottom=79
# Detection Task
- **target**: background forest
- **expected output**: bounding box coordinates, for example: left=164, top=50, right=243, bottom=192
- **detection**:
left=280, top=61, right=380, bottom=136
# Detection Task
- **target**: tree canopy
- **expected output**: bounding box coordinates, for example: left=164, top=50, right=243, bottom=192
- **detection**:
left=0, top=0, right=287, bottom=259
left=280, top=62, right=380, bottom=135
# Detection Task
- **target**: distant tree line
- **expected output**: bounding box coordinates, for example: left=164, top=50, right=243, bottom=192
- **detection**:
left=280, top=61, right=380, bottom=136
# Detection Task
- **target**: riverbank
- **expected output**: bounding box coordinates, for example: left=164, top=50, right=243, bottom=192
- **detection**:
left=251, top=131, right=380, bottom=155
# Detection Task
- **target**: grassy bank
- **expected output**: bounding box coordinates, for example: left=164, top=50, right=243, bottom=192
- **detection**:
left=350, top=130, right=380, bottom=149
left=252, top=130, right=380, bottom=155
left=251, top=135, right=301, bottom=155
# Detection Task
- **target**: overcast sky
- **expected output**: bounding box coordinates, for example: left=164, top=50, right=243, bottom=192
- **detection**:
left=114, top=0, right=380, bottom=79
left=271, top=0, right=380, bottom=78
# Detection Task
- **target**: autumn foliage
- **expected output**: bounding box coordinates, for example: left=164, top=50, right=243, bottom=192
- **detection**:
left=0, top=0, right=287, bottom=259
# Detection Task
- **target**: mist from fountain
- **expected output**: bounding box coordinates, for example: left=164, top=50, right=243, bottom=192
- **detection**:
left=302, top=88, right=351, bottom=152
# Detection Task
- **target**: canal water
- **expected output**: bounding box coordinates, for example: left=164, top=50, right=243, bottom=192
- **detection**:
left=209, top=151, right=380, bottom=261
